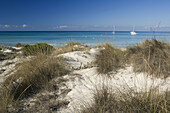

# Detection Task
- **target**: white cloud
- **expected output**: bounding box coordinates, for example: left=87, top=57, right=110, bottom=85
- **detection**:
left=22, top=24, right=27, bottom=28
left=52, top=26, right=59, bottom=29
left=59, top=25, right=68, bottom=28
left=50, top=25, right=69, bottom=29
left=4, top=24, right=10, bottom=28
left=0, top=24, right=29, bottom=29
left=0, top=24, right=10, bottom=28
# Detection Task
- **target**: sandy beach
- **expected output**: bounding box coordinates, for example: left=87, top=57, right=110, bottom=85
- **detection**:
left=0, top=42, right=169, bottom=112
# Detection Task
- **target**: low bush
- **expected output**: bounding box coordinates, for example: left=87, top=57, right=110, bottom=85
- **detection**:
left=0, top=86, right=14, bottom=113
left=14, top=43, right=23, bottom=47
left=0, top=45, right=6, bottom=51
left=95, top=43, right=124, bottom=74
left=66, top=42, right=82, bottom=46
left=80, top=86, right=169, bottom=113
left=126, top=39, right=170, bottom=78
left=22, top=43, right=54, bottom=56
left=3, top=54, right=69, bottom=100
left=53, top=42, right=86, bottom=55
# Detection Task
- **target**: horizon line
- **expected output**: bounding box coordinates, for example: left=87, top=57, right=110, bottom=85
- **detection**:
left=0, top=30, right=170, bottom=32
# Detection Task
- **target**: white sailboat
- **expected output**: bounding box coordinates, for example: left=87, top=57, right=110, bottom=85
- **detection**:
left=112, top=25, right=116, bottom=34
left=130, top=26, right=136, bottom=35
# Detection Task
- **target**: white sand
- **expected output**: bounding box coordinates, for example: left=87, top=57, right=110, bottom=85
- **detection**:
left=12, top=47, right=22, bottom=50
left=3, top=49, right=12, bottom=53
left=59, top=48, right=101, bottom=70
left=0, top=47, right=169, bottom=112
left=58, top=48, right=170, bottom=113
left=0, top=58, right=20, bottom=85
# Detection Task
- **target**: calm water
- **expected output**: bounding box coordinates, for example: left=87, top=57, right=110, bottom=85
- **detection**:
left=0, top=31, right=170, bottom=47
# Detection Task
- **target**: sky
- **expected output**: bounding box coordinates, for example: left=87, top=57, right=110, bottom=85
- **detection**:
left=0, top=0, right=170, bottom=31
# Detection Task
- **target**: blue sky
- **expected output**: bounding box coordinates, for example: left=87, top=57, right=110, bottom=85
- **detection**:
left=0, top=0, right=170, bottom=31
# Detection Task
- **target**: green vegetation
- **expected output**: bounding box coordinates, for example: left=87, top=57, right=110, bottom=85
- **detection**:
left=80, top=86, right=169, bottom=113
left=126, top=39, right=170, bottom=78
left=53, top=42, right=87, bottom=55
left=22, top=43, right=54, bottom=56
left=14, top=43, right=23, bottom=47
left=2, top=54, right=68, bottom=100
left=0, top=52, right=69, bottom=112
left=66, top=42, right=82, bottom=46
left=0, top=40, right=169, bottom=112
left=0, top=45, right=6, bottom=51
left=95, top=43, right=124, bottom=74
left=0, top=87, right=14, bottom=113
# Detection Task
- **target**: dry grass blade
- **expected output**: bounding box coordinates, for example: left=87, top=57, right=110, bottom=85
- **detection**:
left=22, top=43, right=54, bottom=56
left=95, top=43, right=124, bottom=74
left=126, top=39, right=170, bottom=78
left=3, top=54, right=69, bottom=100
left=52, top=42, right=87, bottom=55
left=79, top=85, right=169, bottom=113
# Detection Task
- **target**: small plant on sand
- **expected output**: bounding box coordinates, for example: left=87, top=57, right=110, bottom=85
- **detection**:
left=3, top=54, right=69, bottom=100
left=80, top=86, right=169, bottom=113
left=0, top=45, right=6, bottom=51
left=53, top=42, right=86, bottom=55
left=0, top=87, right=14, bottom=113
left=95, top=43, right=124, bottom=74
left=22, top=43, right=54, bottom=56
left=67, top=42, right=82, bottom=46
left=126, top=39, right=170, bottom=78
left=14, top=43, right=23, bottom=47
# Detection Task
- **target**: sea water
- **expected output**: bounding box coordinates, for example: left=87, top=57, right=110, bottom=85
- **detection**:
left=0, top=31, right=169, bottom=47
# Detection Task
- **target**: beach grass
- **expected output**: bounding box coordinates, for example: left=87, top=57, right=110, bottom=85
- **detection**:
left=22, top=43, right=54, bottom=56
left=2, top=54, right=69, bottom=101
left=0, top=39, right=170, bottom=112
left=14, top=43, right=23, bottom=47
left=0, top=86, right=15, bottom=113
left=52, top=41, right=88, bottom=55
left=126, top=39, right=170, bottom=78
left=79, top=85, right=169, bottom=113
left=95, top=43, right=124, bottom=74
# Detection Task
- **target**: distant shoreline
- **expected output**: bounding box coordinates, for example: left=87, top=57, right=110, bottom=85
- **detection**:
left=0, top=31, right=170, bottom=32
left=0, top=31, right=170, bottom=47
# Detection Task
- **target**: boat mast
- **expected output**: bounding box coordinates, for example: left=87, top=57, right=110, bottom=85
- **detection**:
left=133, top=25, right=135, bottom=32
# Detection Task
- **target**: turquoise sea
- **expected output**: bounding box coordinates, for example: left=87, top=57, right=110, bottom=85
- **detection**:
left=0, top=31, right=170, bottom=47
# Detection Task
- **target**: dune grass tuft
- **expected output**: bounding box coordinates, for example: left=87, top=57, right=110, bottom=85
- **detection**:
left=22, top=43, right=54, bottom=56
left=95, top=43, right=124, bottom=74
left=0, top=45, right=6, bottom=51
left=14, top=43, right=23, bottom=47
left=80, top=86, right=169, bottom=113
left=52, top=42, right=86, bottom=55
left=0, top=87, right=14, bottom=113
left=126, top=39, right=170, bottom=78
left=2, top=54, right=69, bottom=100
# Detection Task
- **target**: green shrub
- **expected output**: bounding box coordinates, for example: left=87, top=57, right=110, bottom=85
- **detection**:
left=53, top=42, right=86, bottom=55
left=126, top=39, right=170, bottom=78
left=0, top=45, right=6, bottom=51
left=0, top=86, right=15, bottom=113
left=66, top=42, right=81, bottom=46
left=80, top=86, right=169, bottom=113
left=22, top=43, right=54, bottom=56
left=3, top=54, right=69, bottom=100
left=95, top=43, right=124, bottom=74
left=14, top=43, right=23, bottom=47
